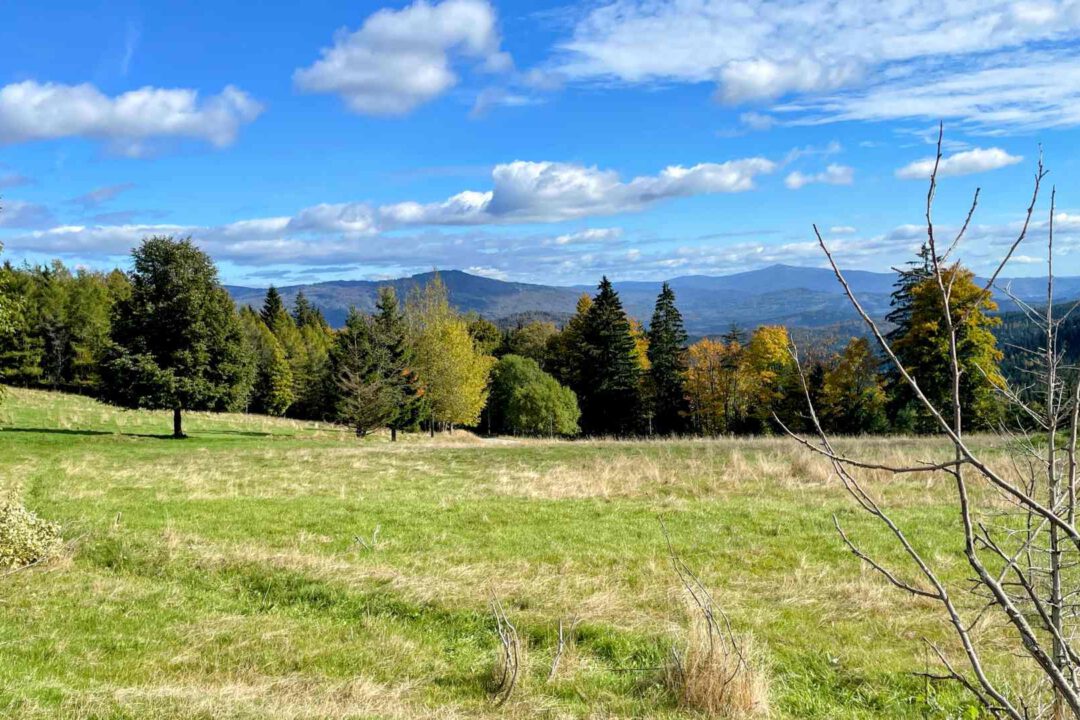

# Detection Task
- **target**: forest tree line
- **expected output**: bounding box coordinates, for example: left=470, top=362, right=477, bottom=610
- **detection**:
left=0, top=235, right=1009, bottom=438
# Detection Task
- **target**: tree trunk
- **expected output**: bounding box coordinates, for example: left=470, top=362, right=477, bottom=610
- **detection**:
left=429, top=418, right=435, bottom=437
left=391, top=427, right=397, bottom=442
left=173, top=407, right=184, bottom=439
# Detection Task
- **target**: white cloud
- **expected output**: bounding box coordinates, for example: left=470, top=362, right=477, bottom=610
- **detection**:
left=738, top=111, right=776, bottom=131
left=896, top=147, right=1024, bottom=179
left=553, top=1, right=1080, bottom=130
left=464, top=265, right=509, bottom=280
left=829, top=225, right=857, bottom=234
left=785, top=164, right=854, bottom=189
left=271, top=156, right=776, bottom=233
left=0, top=81, right=262, bottom=155
left=547, top=227, right=623, bottom=245
left=4, top=155, right=777, bottom=271
left=780, top=53, right=1080, bottom=131
left=294, top=0, right=511, bottom=116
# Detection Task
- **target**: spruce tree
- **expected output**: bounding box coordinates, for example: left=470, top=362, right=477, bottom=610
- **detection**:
left=646, top=282, right=689, bottom=435
left=292, top=290, right=327, bottom=329
left=260, top=286, right=286, bottom=329
left=104, top=236, right=252, bottom=438
left=239, top=307, right=294, bottom=416
left=373, top=287, right=423, bottom=440
left=578, top=277, right=642, bottom=436
left=886, top=243, right=935, bottom=343
left=330, top=309, right=396, bottom=436
left=885, top=243, right=937, bottom=426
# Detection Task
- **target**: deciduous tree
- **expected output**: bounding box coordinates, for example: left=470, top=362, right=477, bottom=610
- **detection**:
left=104, top=236, right=252, bottom=438
left=408, top=275, right=494, bottom=432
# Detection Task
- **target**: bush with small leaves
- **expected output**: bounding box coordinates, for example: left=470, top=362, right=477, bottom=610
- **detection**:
left=0, top=501, right=62, bottom=571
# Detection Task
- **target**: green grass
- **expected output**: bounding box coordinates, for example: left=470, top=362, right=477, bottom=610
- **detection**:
left=0, top=388, right=1003, bottom=718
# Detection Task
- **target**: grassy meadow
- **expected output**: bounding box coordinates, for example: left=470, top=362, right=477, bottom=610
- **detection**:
left=0, top=387, right=1015, bottom=718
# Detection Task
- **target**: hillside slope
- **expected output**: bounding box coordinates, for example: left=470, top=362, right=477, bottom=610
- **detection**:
left=228, top=264, right=1076, bottom=335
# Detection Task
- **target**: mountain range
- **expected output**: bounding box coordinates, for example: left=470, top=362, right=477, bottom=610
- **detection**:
left=226, top=265, right=1080, bottom=337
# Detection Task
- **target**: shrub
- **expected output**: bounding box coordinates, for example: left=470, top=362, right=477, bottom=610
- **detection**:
left=0, top=500, right=62, bottom=571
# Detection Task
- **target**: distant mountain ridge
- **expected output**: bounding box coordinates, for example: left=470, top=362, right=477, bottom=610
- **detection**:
left=226, top=265, right=1080, bottom=337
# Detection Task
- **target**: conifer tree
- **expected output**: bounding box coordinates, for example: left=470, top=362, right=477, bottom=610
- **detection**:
left=646, top=282, right=689, bottom=435
left=104, top=236, right=252, bottom=438
left=260, top=286, right=286, bottom=329
left=239, top=307, right=294, bottom=416
left=331, top=309, right=396, bottom=436
left=292, top=290, right=328, bottom=329
left=546, top=293, right=592, bottom=391
left=892, top=267, right=1004, bottom=431
left=578, top=277, right=642, bottom=436
left=373, top=286, right=423, bottom=441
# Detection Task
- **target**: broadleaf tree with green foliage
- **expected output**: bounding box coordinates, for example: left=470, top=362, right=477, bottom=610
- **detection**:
left=487, top=354, right=579, bottom=436
left=103, top=236, right=253, bottom=438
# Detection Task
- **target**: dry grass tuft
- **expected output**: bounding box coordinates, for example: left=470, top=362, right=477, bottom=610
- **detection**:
left=667, top=616, right=771, bottom=719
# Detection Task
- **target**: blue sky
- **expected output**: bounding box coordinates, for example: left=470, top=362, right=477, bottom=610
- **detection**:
left=0, top=0, right=1077, bottom=286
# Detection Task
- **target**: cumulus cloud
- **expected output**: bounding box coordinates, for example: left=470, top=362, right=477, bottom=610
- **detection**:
left=0, top=81, right=262, bottom=155
left=3, top=155, right=777, bottom=274
left=11, top=205, right=1078, bottom=285
left=553, top=0, right=1080, bottom=130
left=294, top=0, right=511, bottom=115
left=895, top=147, right=1024, bottom=180
left=267, top=156, right=776, bottom=234
left=784, top=164, right=854, bottom=189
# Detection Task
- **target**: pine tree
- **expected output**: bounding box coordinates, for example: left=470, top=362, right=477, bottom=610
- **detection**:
left=646, top=282, right=689, bottom=435
left=577, top=277, right=642, bottom=436
left=104, top=236, right=252, bottom=438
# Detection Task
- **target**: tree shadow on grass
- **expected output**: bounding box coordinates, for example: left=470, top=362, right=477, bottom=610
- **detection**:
left=0, top=428, right=176, bottom=439
left=0, top=428, right=279, bottom=439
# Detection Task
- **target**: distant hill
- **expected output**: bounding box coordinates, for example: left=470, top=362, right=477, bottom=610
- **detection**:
left=227, top=264, right=1078, bottom=337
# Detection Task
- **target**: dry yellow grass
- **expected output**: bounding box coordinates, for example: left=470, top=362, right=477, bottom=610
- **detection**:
left=667, top=616, right=771, bottom=719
